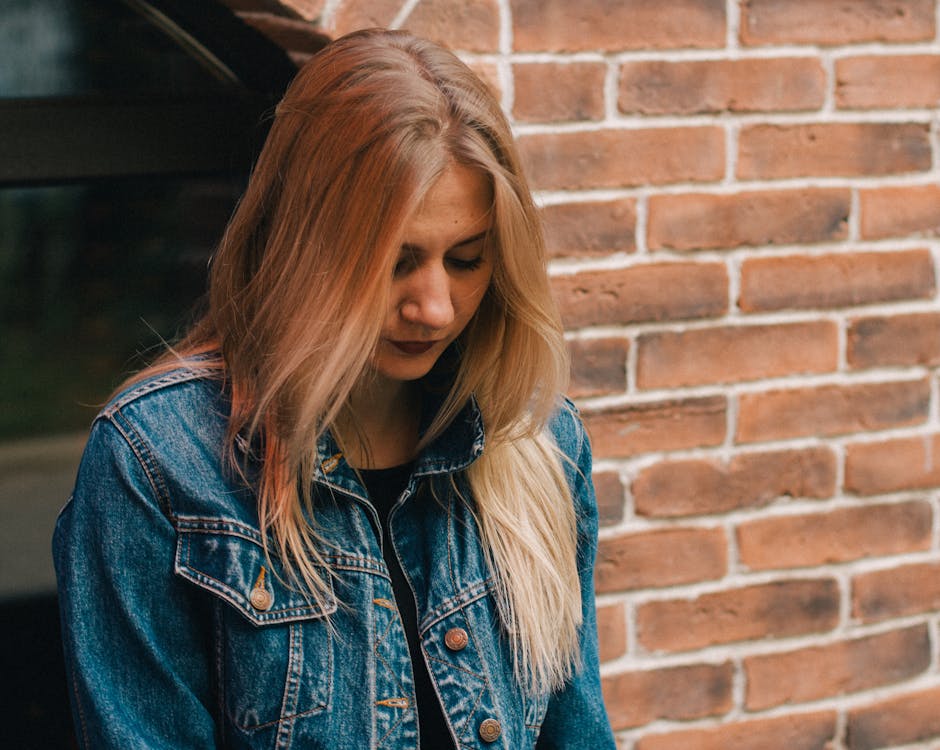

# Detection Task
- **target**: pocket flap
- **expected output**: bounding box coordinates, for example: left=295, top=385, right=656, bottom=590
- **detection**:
left=174, top=517, right=336, bottom=625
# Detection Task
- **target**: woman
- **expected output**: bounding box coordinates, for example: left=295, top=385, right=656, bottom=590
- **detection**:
left=54, top=28, right=615, bottom=749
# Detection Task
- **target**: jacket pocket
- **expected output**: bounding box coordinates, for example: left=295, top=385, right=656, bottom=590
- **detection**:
left=174, top=517, right=336, bottom=733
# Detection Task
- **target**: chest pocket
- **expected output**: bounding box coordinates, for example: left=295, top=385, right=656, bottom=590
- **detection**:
left=174, top=518, right=336, bottom=734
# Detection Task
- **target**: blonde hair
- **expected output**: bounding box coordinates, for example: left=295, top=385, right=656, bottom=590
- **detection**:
left=137, top=28, right=580, bottom=694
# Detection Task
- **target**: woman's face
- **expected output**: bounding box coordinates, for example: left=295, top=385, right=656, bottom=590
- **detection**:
left=373, top=162, right=494, bottom=385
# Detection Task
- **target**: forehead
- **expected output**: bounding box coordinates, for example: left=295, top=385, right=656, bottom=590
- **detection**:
left=405, top=163, right=493, bottom=239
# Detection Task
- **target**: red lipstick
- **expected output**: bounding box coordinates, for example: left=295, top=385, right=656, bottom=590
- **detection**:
left=390, top=340, right=436, bottom=355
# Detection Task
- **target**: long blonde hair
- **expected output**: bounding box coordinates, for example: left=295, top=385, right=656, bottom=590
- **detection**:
left=139, top=28, right=580, bottom=694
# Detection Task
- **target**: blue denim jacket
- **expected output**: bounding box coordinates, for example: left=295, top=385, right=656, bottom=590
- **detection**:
left=53, top=365, right=615, bottom=749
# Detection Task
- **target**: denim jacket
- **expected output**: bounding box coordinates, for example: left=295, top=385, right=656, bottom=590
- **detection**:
left=53, top=365, right=615, bottom=749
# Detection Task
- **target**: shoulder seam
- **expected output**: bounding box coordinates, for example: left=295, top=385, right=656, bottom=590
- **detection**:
left=102, top=367, right=217, bottom=418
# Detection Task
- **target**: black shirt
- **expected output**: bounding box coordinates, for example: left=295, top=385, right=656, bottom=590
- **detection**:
left=358, top=464, right=456, bottom=750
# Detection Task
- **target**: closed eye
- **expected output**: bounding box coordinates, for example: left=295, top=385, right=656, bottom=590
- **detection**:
left=447, top=256, right=485, bottom=271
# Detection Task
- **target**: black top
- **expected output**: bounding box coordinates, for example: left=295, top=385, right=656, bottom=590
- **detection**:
left=358, top=464, right=456, bottom=750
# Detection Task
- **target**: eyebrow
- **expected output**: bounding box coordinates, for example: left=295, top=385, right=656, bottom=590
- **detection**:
left=401, top=230, right=489, bottom=254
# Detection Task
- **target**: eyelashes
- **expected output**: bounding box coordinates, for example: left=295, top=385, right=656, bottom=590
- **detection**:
left=447, top=256, right=485, bottom=272
left=393, top=255, right=485, bottom=276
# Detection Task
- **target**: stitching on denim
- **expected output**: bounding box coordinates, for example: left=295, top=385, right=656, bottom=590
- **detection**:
left=273, top=624, right=301, bottom=749
left=103, top=367, right=215, bottom=415
left=373, top=605, right=413, bottom=747
left=106, top=415, right=173, bottom=518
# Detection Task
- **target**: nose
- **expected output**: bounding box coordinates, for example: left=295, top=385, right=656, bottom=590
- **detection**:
left=399, top=265, right=454, bottom=331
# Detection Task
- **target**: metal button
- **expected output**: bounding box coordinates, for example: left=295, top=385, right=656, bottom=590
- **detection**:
left=478, top=718, right=501, bottom=743
left=250, top=586, right=273, bottom=611
left=444, top=627, right=468, bottom=651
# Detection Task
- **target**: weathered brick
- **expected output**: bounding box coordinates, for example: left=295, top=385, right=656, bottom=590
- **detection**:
left=738, top=123, right=931, bottom=179
left=512, top=0, right=726, bottom=52
left=860, top=184, right=940, bottom=239
left=837, top=54, right=940, bottom=109
left=633, top=447, right=837, bottom=518
left=637, top=711, right=837, bottom=750
left=519, top=127, right=725, bottom=190
left=619, top=58, right=825, bottom=115
left=596, top=527, right=726, bottom=593
left=848, top=312, right=940, bottom=368
left=583, top=396, right=727, bottom=458
left=400, top=0, right=499, bottom=52
left=596, top=603, right=627, bottom=662
left=846, top=687, right=940, bottom=750
left=602, top=662, right=733, bottom=730
left=740, top=0, right=935, bottom=46
left=513, top=62, right=606, bottom=122
left=845, top=434, right=940, bottom=495
left=568, top=337, right=628, bottom=399
left=331, top=0, right=400, bottom=34
left=853, top=561, right=940, bottom=622
left=592, top=470, right=625, bottom=527
left=542, top=199, right=636, bottom=259
left=648, top=189, right=849, bottom=251
left=737, top=379, right=930, bottom=443
left=737, top=501, right=933, bottom=570
left=739, top=249, right=936, bottom=312
left=746, top=626, right=930, bottom=711
left=552, top=262, right=728, bottom=329
left=636, top=579, right=840, bottom=652
left=636, top=321, right=837, bottom=389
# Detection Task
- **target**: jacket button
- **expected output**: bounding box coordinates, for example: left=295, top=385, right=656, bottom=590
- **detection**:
left=249, top=586, right=273, bottom=611
left=478, top=718, right=501, bottom=743
left=444, top=627, right=468, bottom=651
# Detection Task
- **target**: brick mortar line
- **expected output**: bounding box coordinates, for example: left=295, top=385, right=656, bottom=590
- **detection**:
left=725, top=0, right=740, bottom=52
left=549, top=240, right=940, bottom=276
left=512, top=110, right=939, bottom=135
left=388, top=0, right=419, bottom=29
left=595, top=493, right=939, bottom=540
left=461, top=41, right=940, bottom=66
left=597, top=609, right=940, bottom=675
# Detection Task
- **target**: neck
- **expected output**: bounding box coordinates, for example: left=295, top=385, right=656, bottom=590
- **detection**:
left=337, top=376, right=420, bottom=469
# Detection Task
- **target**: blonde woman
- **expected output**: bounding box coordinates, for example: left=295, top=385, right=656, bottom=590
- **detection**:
left=54, top=28, right=615, bottom=749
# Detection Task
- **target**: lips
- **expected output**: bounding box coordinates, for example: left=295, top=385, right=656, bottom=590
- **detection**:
left=389, top=340, right=438, bottom=355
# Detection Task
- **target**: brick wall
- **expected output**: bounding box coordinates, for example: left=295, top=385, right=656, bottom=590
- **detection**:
left=240, top=1, right=940, bottom=747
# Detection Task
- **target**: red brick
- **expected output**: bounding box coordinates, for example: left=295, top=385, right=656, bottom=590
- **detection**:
left=619, top=58, right=824, bottom=115
left=596, top=527, right=726, bottom=593
left=602, top=662, right=733, bottom=730
left=513, top=62, right=606, bottom=122
left=741, top=0, right=935, bottom=46
left=845, top=433, right=940, bottom=495
left=519, top=127, right=725, bottom=190
left=633, top=447, right=837, bottom=518
left=746, top=625, right=930, bottom=711
left=596, top=603, right=627, bottom=662
left=583, top=396, right=727, bottom=458
left=568, top=337, right=628, bottom=399
left=837, top=54, right=940, bottom=109
left=848, top=312, right=940, bottom=368
left=542, top=199, right=636, bottom=259
left=637, top=711, right=837, bottom=750
left=552, top=262, right=728, bottom=329
left=637, top=321, right=837, bottom=389
left=737, top=379, right=930, bottom=443
left=400, top=0, right=499, bottom=52
left=860, top=184, right=940, bottom=239
left=847, top=686, right=940, bottom=750
left=739, top=249, right=936, bottom=312
left=592, top=470, right=625, bottom=527
left=637, top=579, right=840, bottom=652
left=738, top=500, right=933, bottom=570
left=738, top=123, right=931, bottom=179
left=512, top=0, right=726, bottom=52
left=332, top=0, right=400, bottom=34
left=853, top=561, right=940, bottom=622
left=648, top=189, right=849, bottom=251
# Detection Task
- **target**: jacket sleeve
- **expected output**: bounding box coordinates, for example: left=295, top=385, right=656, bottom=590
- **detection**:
left=537, top=405, right=617, bottom=749
left=53, top=417, right=219, bottom=749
